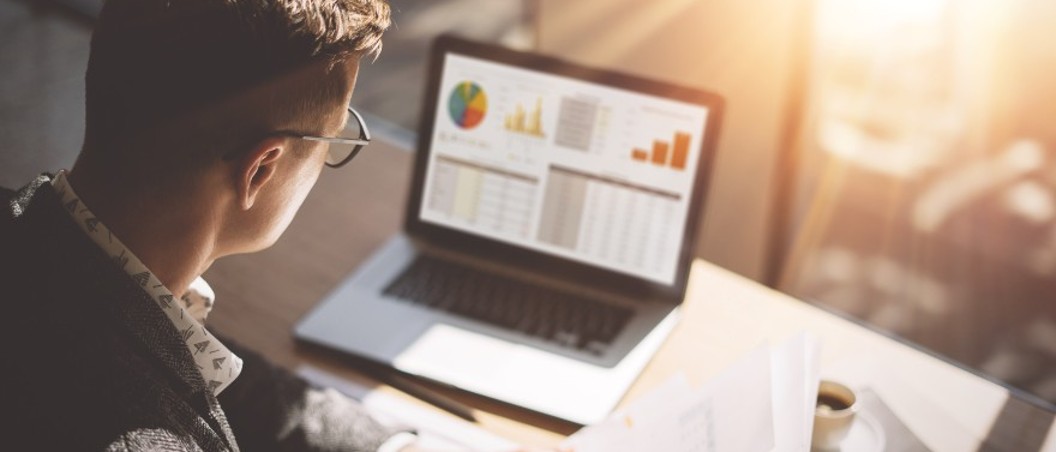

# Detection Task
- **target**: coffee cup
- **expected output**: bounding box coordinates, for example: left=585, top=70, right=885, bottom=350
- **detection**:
left=811, top=380, right=858, bottom=450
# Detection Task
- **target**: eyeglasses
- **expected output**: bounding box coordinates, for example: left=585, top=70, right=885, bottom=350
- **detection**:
left=224, top=106, right=372, bottom=168
left=281, top=107, right=371, bottom=168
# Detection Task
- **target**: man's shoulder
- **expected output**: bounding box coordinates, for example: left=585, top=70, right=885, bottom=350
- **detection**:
left=103, top=431, right=207, bottom=452
left=0, top=177, right=235, bottom=451
left=2, top=310, right=225, bottom=451
left=0, top=174, right=118, bottom=291
left=5, top=371, right=222, bottom=452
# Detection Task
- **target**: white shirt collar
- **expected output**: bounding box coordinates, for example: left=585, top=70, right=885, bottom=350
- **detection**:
left=51, top=171, right=242, bottom=395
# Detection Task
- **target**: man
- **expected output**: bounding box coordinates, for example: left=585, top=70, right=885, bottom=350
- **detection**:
left=0, top=0, right=421, bottom=450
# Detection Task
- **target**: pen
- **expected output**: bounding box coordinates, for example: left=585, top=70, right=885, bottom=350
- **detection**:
left=383, top=372, right=478, bottom=422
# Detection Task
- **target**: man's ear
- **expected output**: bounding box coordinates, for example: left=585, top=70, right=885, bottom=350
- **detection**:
left=236, top=136, right=288, bottom=210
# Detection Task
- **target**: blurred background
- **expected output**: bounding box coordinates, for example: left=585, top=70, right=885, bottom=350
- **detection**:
left=2, top=0, right=1054, bottom=411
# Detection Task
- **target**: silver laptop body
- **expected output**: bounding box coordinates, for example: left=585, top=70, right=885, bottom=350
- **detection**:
left=296, top=35, right=724, bottom=425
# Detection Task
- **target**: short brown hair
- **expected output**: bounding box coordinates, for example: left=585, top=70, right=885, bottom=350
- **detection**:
left=82, top=0, right=390, bottom=169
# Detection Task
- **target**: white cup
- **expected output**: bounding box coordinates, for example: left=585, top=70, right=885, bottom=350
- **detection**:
left=811, top=380, right=858, bottom=450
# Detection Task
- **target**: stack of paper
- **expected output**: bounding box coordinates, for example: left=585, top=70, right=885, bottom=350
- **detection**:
left=562, top=334, right=820, bottom=452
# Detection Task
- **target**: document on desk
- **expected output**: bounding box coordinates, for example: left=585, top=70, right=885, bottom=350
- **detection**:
left=770, top=333, right=821, bottom=452
left=562, top=333, right=820, bottom=452
left=296, top=365, right=517, bottom=451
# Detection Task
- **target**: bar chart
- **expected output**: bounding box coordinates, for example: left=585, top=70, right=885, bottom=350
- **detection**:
left=631, top=131, right=691, bottom=170
left=503, top=97, right=546, bottom=137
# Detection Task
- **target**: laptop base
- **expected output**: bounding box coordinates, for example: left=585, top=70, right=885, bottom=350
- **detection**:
left=295, top=234, right=680, bottom=425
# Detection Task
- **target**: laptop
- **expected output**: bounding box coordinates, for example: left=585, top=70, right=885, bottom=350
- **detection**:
left=295, top=35, right=724, bottom=425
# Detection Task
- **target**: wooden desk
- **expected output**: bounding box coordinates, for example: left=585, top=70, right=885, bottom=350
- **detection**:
left=205, top=139, right=1055, bottom=451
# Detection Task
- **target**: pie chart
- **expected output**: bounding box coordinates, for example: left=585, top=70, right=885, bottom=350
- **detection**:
left=448, top=81, right=487, bottom=129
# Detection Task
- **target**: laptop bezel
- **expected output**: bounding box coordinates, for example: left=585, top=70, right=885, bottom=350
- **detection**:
left=404, top=34, right=725, bottom=304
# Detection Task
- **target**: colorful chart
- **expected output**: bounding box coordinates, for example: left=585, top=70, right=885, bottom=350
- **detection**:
left=631, top=131, right=691, bottom=170
left=448, top=81, right=487, bottom=129
left=504, top=96, right=545, bottom=137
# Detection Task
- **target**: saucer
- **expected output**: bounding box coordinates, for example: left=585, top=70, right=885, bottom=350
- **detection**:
left=813, top=412, right=886, bottom=452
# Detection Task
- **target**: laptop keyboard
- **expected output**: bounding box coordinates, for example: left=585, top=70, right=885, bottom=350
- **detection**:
left=383, top=256, right=633, bottom=354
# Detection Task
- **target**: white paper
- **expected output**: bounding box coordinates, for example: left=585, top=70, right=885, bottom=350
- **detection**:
left=562, top=375, right=698, bottom=452
left=297, top=365, right=518, bottom=451
left=563, top=348, right=776, bottom=452
left=699, top=346, right=776, bottom=452
left=768, top=333, right=821, bottom=452
left=562, top=334, right=820, bottom=452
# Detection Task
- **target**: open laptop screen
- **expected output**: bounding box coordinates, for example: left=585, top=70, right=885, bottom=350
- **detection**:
left=416, top=51, right=712, bottom=286
left=413, top=44, right=718, bottom=285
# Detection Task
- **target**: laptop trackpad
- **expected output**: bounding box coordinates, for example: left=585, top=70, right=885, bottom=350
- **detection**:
left=394, top=323, right=510, bottom=382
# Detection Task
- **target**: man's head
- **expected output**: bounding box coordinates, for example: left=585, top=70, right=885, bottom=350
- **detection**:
left=72, top=0, right=390, bottom=256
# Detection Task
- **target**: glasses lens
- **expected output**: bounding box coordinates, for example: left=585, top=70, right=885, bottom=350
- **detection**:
left=326, top=142, right=358, bottom=166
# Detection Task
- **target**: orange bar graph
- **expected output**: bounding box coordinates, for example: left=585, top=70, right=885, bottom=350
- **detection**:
left=671, top=132, right=690, bottom=170
left=651, top=141, right=669, bottom=165
left=631, top=131, right=691, bottom=170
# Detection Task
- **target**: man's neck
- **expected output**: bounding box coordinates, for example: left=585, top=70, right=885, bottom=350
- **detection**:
left=66, top=169, right=218, bottom=299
